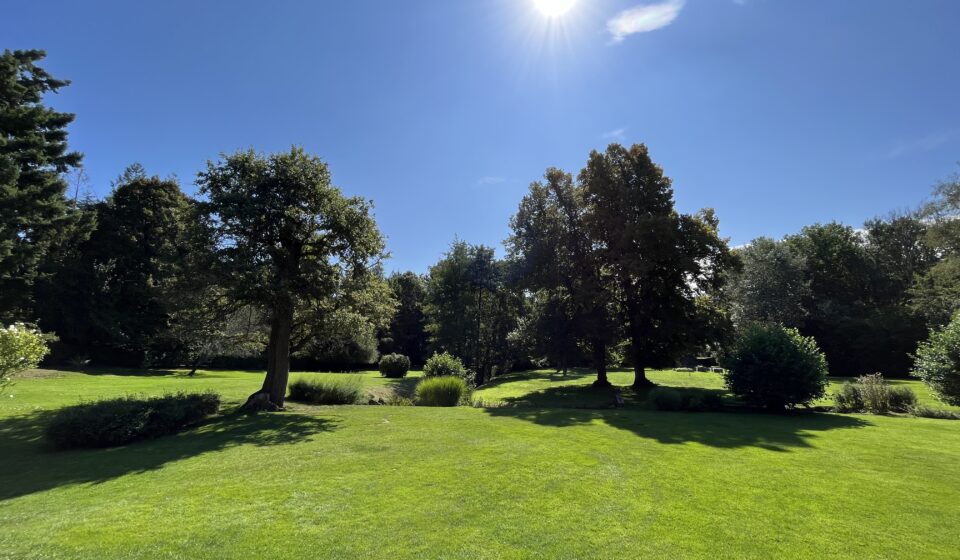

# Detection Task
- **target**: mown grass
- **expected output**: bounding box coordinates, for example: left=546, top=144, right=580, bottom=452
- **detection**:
left=472, top=368, right=960, bottom=411
left=0, top=367, right=958, bottom=559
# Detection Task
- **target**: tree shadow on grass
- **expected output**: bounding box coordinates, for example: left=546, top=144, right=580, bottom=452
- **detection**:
left=381, top=376, right=421, bottom=398
left=482, top=368, right=599, bottom=389
left=0, top=409, right=339, bottom=502
left=481, top=384, right=872, bottom=452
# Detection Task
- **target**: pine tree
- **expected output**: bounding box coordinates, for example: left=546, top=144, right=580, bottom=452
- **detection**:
left=0, top=49, right=82, bottom=321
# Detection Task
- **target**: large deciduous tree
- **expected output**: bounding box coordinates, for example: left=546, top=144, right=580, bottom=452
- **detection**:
left=579, top=143, right=734, bottom=389
left=727, top=237, right=809, bottom=328
left=198, top=148, right=386, bottom=410
left=0, top=49, right=82, bottom=321
left=508, top=168, right=619, bottom=386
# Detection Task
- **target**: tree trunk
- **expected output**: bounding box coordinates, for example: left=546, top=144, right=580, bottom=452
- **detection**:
left=592, top=340, right=611, bottom=388
left=242, top=298, right=293, bottom=411
left=630, top=334, right=654, bottom=390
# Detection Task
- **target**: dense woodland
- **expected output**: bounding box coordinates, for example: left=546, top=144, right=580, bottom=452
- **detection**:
left=5, top=49, right=960, bottom=407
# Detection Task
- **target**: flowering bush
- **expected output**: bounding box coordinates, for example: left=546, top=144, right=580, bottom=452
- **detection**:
left=0, top=323, right=50, bottom=393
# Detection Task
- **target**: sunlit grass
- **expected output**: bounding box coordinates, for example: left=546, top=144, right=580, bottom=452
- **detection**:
left=0, top=368, right=958, bottom=558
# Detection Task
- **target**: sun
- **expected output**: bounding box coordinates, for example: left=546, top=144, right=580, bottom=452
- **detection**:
left=533, top=0, right=576, bottom=17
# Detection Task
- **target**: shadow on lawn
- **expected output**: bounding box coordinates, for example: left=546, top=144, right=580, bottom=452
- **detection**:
left=0, top=410, right=338, bottom=502
left=481, top=384, right=872, bottom=452
left=482, top=368, right=601, bottom=388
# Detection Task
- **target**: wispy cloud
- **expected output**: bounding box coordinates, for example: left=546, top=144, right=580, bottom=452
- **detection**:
left=607, top=0, right=686, bottom=43
left=476, top=176, right=506, bottom=186
left=887, top=129, right=958, bottom=158
left=602, top=127, right=627, bottom=141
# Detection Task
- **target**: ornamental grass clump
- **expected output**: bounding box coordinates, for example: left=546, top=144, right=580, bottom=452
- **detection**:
left=287, top=375, right=364, bottom=405
left=415, top=376, right=468, bottom=407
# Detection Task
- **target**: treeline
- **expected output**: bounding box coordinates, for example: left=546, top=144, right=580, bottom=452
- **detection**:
left=5, top=49, right=960, bottom=395
left=382, top=160, right=960, bottom=382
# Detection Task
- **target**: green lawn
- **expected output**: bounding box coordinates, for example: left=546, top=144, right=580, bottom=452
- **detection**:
left=1, top=368, right=959, bottom=558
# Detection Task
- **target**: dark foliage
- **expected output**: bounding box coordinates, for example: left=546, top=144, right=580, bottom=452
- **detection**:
left=380, top=272, right=429, bottom=366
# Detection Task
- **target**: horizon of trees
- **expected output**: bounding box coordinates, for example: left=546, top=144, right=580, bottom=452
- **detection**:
left=5, top=49, right=960, bottom=402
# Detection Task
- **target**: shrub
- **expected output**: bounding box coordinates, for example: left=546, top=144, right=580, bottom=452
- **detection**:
left=911, top=406, right=960, bottom=420
left=287, top=375, right=364, bottom=405
left=832, top=375, right=918, bottom=414
left=378, top=353, right=411, bottom=378
left=45, top=391, right=220, bottom=449
left=415, top=376, right=468, bottom=407
left=912, top=313, right=960, bottom=406
left=833, top=382, right=864, bottom=412
left=423, top=352, right=468, bottom=380
left=0, top=323, right=50, bottom=393
left=857, top=373, right=890, bottom=413
left=888, top=386, right=918, bottom=413
left=721, top=324, right=828, bottom=410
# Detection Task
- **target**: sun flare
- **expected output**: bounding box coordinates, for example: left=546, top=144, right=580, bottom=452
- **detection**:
left=533, top=0, right=576, bottom=17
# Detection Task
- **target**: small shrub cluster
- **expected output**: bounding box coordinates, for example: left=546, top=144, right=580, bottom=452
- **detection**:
left=721, top=324, right=828, bottom=410
left=833, top=374, right=918, bottom=414
left=287, top=375, right=364, bottom=405
left=415, top=376, right=468, bottom=407
left=911, top=406, right=960, bottom=420
left=649, top=388, right=724, bottom=412
left=833, top=382, right=864, bottom=412
left=912, top=312, right=960, bottom=406
left=423, top=352, right=468, bottom=381
left=378, top=353, right=411, bottom=378
left=45, top=391, right=221, bottom=449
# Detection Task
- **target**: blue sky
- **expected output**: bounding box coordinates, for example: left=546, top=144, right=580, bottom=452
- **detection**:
left=9, top=0, right=960, bottom=272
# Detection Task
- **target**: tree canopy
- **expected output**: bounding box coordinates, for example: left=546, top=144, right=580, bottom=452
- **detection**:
left=0, top=49, right=82, bottom=322
left=197, top=147, right=389, bottom=409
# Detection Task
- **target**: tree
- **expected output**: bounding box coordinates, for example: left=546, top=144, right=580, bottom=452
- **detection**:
left=507, top=168, right=619, bottom=385
left=727, top=237, right=808, bottom=328
left=198, top=147, right=386, bottom=410
left=289, top=265, right=395, bottom=367
left=912, top=172, right=960, bottom=327
left=0, top=49, right=82, bottom=321
left=579, top=143, right=734, bottom=389
left=860, top=214, right=935, bottom=375
left=85, top=167, right=195, bottom=363
left=424, top=241, right=521, bottom=384
left=380, top=271, right=429, bottom=365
